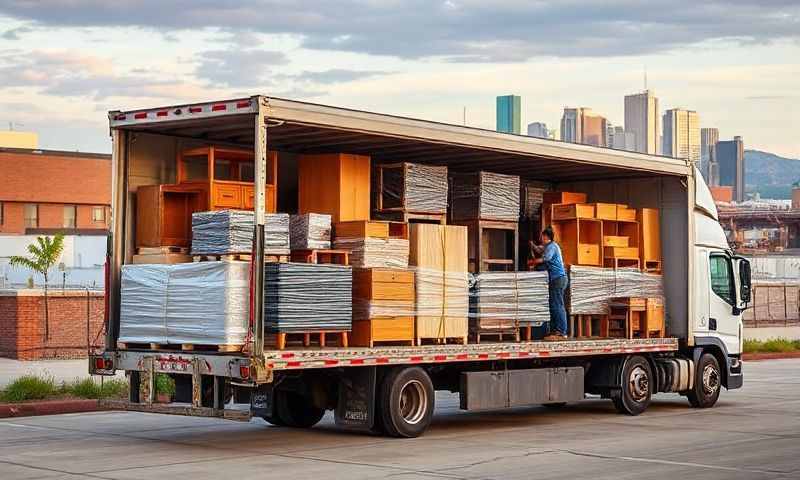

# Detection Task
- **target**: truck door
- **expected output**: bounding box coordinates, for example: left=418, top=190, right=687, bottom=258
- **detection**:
left=708, top=252, right=742, bottom=354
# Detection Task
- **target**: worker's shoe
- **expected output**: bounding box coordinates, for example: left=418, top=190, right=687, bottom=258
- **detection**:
left=543, top=332, right=568, bottom=341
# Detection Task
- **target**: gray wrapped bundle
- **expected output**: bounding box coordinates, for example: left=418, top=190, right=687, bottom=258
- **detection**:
left=469, top=271, right=549, bottom=327
left=516, top=271, right=550, bottom=326
left=568, top=266, right=664, bottom=315
left=379, top=162, right=448, bottom=213
left=334, top=237, right=409, bottom=268
left=264, top=262, right=352, bottom=333
left=290, top=213, right=332, bottom=249
left=118, top=261, right=250, bottom=346
left=191, top=210, right=290, bottom=255
left=451, top=171, right=520, bottom=221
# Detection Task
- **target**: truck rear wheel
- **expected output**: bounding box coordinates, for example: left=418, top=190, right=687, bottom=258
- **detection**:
left=687, top=353, right=721, bottom=408
left=611, top=356, right=652, bottom=416
left=275, top=390, right=326, bottom=428
left=379, top=367, right=434, bottom=438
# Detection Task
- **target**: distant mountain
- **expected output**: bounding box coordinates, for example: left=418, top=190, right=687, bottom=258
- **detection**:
left=744, top=150, right=800, bottom=200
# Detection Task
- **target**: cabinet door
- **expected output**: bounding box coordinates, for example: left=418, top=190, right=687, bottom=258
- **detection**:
left=243, top=185, right=255, bottom=209
left=214, top=184, right=243, bottom=208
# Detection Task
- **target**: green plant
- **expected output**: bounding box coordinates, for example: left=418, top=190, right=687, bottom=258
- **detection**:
left=68, top=378, right=128, bottom=399
left=743, top=338, right=800, bottom=353
left=0, top=375, right=58, bottom=402
left=9, top=234, right=65, bottom=339
left=154, top=374, right=176, bottom=397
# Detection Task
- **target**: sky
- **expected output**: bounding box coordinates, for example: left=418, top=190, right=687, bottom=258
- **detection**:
left=0, top=1, right=798, bottom=158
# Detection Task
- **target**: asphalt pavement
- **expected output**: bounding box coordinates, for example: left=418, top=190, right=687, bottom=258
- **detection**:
left=1, top=358, right=798, bottom=480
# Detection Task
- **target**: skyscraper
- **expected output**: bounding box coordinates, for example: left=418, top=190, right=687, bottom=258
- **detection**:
left=527, top=122, right=548, bottom=138
left=662, top=108, right=700, bottom=167
left=609, top=126, right=635, bottom=151
left=560, top=107, right=608, bottom=147
left=716, top=136, right=745, bottom=202
left=700, top=127, right=719, bottom=181
left=496, top=95, right=521, bottom=134
left=624, top=90, right=660, bottom=155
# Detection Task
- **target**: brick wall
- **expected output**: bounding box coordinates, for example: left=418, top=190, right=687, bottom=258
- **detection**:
left=0, top=290, right=105, bottom=360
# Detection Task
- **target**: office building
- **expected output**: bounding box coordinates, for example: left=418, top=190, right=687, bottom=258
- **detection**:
left=716, top=136, right=745, bottom=202
left=560, top=107, right=608, bottom=147
left=527, top=122, right=548, bottom=138
left=609, top=125, right=636, bottom=151
left=624, top=90, right=660, bottom=154
left=663, top=108, right=700, bottom=167
left=496, top=95, right=521, bottom=134
left=700, top=127, right=719, bottom=181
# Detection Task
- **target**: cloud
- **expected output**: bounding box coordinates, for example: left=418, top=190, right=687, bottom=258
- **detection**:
left=1, top=25, right=32, bottom=40
left=0, top=1, right=798, bottom=61
left=293, top=69, right=391, bottom=84
left=195, top=49, right=289, bottom=88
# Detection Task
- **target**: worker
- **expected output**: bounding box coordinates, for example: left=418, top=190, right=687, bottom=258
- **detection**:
left=530, top=226, right=568, bottom=340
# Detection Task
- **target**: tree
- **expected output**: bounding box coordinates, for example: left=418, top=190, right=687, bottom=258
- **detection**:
left=9, top=234, right=65, bottom=339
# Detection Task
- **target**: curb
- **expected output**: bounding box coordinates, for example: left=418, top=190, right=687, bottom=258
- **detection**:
left=0, top=399, right=112, bottom=419
left=743, top=351, right=800, bottom=361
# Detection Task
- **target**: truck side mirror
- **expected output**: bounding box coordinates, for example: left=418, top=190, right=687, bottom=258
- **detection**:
left=739, top=259, right=751, bottom=304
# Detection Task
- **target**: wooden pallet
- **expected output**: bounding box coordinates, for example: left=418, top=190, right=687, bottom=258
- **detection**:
left=137, top=246, right=188, bottom=254
left=290, top=249, right=350, bottom=265
left=417, top=336, right=468, bottom=346
left=193, top=253, right=289, bottom=263
left=573, top=314, right=609, bottom=338
left=117, top=342, right=243, bottom=352
left=472, top=330, right=520, bottom=343
left=269, top=331, right=349, bottom=350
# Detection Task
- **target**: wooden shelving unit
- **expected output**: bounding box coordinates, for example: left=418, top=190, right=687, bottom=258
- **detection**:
left=452, top=219, right=519, bottom=273
left=552, top=218, right=602, bottom=266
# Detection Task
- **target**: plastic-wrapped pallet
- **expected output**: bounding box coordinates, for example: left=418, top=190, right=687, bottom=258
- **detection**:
left=290, top=213, right=332, bottom=249
left=264, top=262, right=352, bottom=333
left=378, top=162, right=448, bottom=213
left=450, top=171, right=521, bottom=221
left=118, top=261, right=250, bottom=346
left=333, top=237, right=409, bottom=268
left=469, top=271, right=549, bottom=328
left=568, top=266, right=664, bottom=315
left=516, top=271, right=550, bottom=326
left=191, top=210, right=290, bottom=255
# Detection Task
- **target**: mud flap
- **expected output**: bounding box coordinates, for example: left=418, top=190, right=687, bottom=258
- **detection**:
left=335, top=367, right=376, bottom=432
left=250, top=383, right=276, bottom=419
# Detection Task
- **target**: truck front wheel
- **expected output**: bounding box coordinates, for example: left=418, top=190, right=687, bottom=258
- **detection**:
left=687, top=353, right=721, bottom=408
left=611, top=355, right=652, bottom=416
left=379, top=367, right=435, bottom=438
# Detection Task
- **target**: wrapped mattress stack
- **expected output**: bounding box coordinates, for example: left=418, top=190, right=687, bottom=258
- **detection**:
left=568, top=266, right=664, bottom=315
left=264, top=262, right=352, bottom=333
left=450, top=171, right=521, bottom=221
left=379, top=162, right=448, bottom=213
left=290, top=213, right=332, bottom=249
left=191, top=210, right=290, bottom=255
left=118, top=261, right=250, bottom=345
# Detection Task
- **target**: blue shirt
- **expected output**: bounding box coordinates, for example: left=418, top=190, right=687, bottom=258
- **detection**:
left=542, top=242, right=567, bottom=281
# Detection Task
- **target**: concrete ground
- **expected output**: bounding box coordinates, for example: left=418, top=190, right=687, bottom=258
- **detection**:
left=0, top=358, right=123, bottom=388
left=0, top=359, right=798, bottom=480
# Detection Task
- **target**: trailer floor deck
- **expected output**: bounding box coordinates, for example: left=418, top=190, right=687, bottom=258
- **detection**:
left=264, top=337, right=678, bottom=370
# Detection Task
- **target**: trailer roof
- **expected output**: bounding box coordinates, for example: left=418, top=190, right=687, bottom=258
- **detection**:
left=109, top=95, right=690, bottom=182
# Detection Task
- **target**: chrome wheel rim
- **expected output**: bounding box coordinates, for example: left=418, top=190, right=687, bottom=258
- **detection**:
left=702, top=364, right=720, bottom=396
left=399, top=380, right=427, bottom=425
left=628, top=365, right=650, bottom=402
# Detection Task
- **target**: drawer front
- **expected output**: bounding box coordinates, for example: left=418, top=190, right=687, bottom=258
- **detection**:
left=603, top=235, right=629, bottom=247
left=372, top=317, right=415, bottom=340
left=367, top=268, right=414, bottom=284
left=617, top=206, right=637, bottom=222
left=593, top=203, right=617, bottom=220
left=214, top=184, right=243, bottom=208
left=552, top=203, right=595, bottom=220
left=577, top=244, right=600, bottom=265
left=604, top=246, right=639, bottom=258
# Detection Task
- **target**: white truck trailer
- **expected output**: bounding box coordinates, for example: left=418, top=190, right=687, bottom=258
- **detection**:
left=90, top=95, right=751, bottom=437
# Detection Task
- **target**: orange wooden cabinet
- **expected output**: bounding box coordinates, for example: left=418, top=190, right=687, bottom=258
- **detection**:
left=543, top=191, right=587, bottom=205
left=639, top=208, right=661, bottom=272
left=554, top=218, right=602, bottom=266
left=177, top=146, right=277, bottom=212
left=350, top=268, right=416, bottom=347
left=135, top=184, right=207, bottom=248
left=592, top=203, right=617, bottom=221
left=298, top=153, right=371, bottom=223
left=552, top=203, right=595, bottom=220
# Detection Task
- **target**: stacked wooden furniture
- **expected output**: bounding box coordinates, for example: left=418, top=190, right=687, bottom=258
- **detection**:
left=639, top=208, right=662, bottom=272
left=333, top=220, right=410, bottom=269
left=598, top=204, right=641, bottom=269
left=541, top=191, right=587, bottom=228
left=608, top=297, right=664, bottom=338
left=298, top=153, right=370, bottom=223
left=372, top=162, right=448, bottom=224
left=135, top=146, right=277, bottom=252
left=409, top=224, right=469, bottom=345
left=550, top=203, right=603, bottom=266
left=350, top=268, right=415, bottom=347
left=450, top=171, right=520, bottom=273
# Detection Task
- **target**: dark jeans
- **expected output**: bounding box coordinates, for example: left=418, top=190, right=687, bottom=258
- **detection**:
left=548, top=275, right=568, bottom=335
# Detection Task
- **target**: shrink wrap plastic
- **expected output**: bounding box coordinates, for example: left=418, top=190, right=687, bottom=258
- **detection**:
left=290, top=213, right=332, bottom=249
left=380, top=163, right=448, bottom=213
left=334, top=237, right=410, bottom=268
left=469, top=271, right=550, bottom=326
left=264, top=262, right=352, bottom=333
left=451, top=171, right=520, bottom=221
left=191, top=210, right=290, bottom=255
left=568, top=266, right=664, bottom=315
left=118, top=261, right=250, bottom=345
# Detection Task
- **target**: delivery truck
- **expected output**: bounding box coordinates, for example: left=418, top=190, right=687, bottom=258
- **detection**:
left=90, top=95, right=750, bottom=437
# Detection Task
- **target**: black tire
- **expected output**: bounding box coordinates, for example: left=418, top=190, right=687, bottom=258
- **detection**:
left=611, top=356, right=653, bottom=416
left=379, top=367, right=435, bottom=438
left=275, top=389, right=326, bottom=428
left=687, top=353, right=722, bottom=408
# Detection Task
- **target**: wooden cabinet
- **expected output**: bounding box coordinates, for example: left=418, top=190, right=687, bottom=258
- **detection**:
left=639, top=208, right=661, bottom=272
left=555, top=218, right=602, bottom=266
left=552, top=203, right=594, bottom=220
left=135, top=184, right=207, bottom=248
left=350, top=268, right=415, bottom=347
left=298, top=153, right=371, bottom=223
